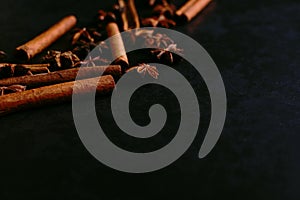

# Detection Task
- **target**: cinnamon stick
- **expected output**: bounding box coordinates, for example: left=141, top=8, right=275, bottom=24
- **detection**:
left=0, top=75, right=115, bottom=116
left=106, top=22, right=129, bottom=70
left=0, top=63, right=50, bottom=75
left=0, top=63, right=51, bottom=78
left=0, top=65, right=121, bottom=88
left=118, top=0, right=128, bottom=31
left=181, top=0, right=212, bottom=22
left=127, top=0, right=140, bottom=29
left=0, top=63, right=50, bottom=69
left=175, top=0, right=197, bottom=16
left=118, top=0, right=140, bottom=31
left=15, top=15, right=77, bottom=60
left=27, top=67, right=50, bottom=74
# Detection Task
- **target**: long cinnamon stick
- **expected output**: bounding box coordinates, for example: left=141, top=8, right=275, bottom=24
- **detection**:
left=0, top=65, right=121, bottom=88
left=181, top=0, right=212, bottom=22
left=106, top=22, right=129, bottom=70
left=0, top=75, right=115, bottom=116
left=15, top=15, right=77, bottom=60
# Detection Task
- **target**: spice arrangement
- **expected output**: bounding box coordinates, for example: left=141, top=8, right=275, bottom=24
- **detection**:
left=0, top=0, right=212, bottom=116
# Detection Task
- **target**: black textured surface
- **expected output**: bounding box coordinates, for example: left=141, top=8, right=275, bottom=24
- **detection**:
left=0, top=0, right=299, bottom=199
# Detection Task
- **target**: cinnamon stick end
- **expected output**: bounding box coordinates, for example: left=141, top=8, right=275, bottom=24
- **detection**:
left=14, top=47, right=31, bottom=61
left=112, top=56, right=129, bottom=72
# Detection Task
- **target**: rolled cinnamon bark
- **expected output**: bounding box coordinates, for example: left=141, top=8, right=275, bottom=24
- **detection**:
left=0, top=65, right=121, bottom=88
left=181, top=0, right=212, bottom=22
left=0, top=63, right=51, bottom=78
left=0, top=75, right=115, bottom=116
left=118, top=0, right=128, bottom=31
left=15, top=15, right=77, bottom=60
left=175, top=0, right=197, bottom=16
left=0, top=63, right=50, bottom=75
left=106, top=22, right=129, bottom=70
left=118, top=0, right=140, bottom=31
left=0, top=63, right=50, bottom=68
left=26, top=67, right=50, bottom=74
left=127, top=0, right=140, bottom=29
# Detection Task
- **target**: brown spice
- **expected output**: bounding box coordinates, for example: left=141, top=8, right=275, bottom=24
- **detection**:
left=106, top=22, right=129, bottom=70
left=0, top=75, right=115, bottom=116
left=0, top=85, right=26, bottom=96
left=175, top=0, right=197, bottom=16
left=142, top=15, right=176, bottom=28
left=0, top=65, right=121, bottom=88
left=42, top=50, right=80, bottom=70
left=118, top=0, right=140, bottom=31
left=0, top=63, right=51, bottom=78
left=153, top=3, right=176, bottom=18
left=181, top=0, right=212, bottom=22
left=15, top=15, right=77, bottom=60
left=127, top=0, right=140, bottom=29
left=72, top=28, right=94, bottom=45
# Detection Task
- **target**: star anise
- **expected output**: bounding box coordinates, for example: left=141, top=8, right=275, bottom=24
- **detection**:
left=142, top=18, right=159, bottom=27
left=153, top=4, right=176, bottom=18
left=97, top=41, right=109, bottom=55
left=157, top=17, right=176, bottom=28
left=142, top=15, right=176, bottom=28
left=148, top=0, right=170, bottom=6
left=151, top=43, right=183, bottom=64
left=42, top=51, right=80, bottom=70
left=72, top=39, right=109, bottom=61
left=136, top=63, right=159, bottom=79
left=139, top=32, right=174, bottom=49
left=72, top=28, right=94, bottom=45
left=88, top=28, right=104, bottom=42
left=80, top=55, right=109, bottom=67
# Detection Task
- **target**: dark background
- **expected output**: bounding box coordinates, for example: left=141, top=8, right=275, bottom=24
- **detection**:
left=0, top=0, right=299, bottom=199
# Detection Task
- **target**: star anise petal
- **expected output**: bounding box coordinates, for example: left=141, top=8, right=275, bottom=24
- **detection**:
left=136, top=64, right=159, bottom=79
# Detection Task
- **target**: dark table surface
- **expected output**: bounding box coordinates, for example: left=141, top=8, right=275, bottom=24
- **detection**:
left=0, top=0, right=299, bottom=199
